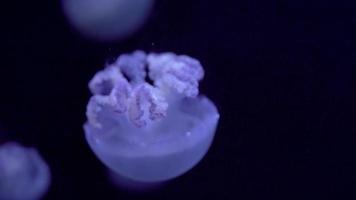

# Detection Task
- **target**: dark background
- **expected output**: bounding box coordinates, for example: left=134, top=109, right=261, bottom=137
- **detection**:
left=0, top=0, right=355, bottom=199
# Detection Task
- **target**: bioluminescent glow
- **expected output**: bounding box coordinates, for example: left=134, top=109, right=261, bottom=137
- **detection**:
left=84, top=51, right=219, bottom=184
left=0, top=142, right=51, bottom=200
left=62, top=0, right=154, bottom=41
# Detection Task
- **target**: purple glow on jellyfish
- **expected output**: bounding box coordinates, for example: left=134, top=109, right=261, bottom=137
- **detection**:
left=84, top=51, right=219, bottom=184
left=0, top=142, right=51, bottom=200
left=61, top=0, right=154, bottom=41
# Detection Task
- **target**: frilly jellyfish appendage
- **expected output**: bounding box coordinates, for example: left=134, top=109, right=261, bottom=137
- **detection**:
left=84, top=51, right=219, bottom=183
left=0, top=142, right=51, bottom=200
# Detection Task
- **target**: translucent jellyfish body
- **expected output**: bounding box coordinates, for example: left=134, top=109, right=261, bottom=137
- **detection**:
left=0, top=142, right=51, bottom=200
left=84, top=51, right=219, bottom=183
left=62, top=0, right=154, bottom=41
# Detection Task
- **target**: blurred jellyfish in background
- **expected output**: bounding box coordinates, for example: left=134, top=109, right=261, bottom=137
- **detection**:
left=61, top=0, right=155, bottom=41
left=0, top=142, right=51, bottom=200
left=84, top=50, right=219, bottom=189
left=0, top=127, right=4, bottom=143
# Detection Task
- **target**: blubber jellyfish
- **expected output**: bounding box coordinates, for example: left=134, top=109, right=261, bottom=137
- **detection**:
left=0, top=142, right=51, bottom=200
left=84, top=51, right=219, bottom=183
left=62, top=0, right=154, bottom=41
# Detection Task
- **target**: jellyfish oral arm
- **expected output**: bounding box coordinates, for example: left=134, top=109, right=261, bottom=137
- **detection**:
left=87, top=51, right=205, bottom=129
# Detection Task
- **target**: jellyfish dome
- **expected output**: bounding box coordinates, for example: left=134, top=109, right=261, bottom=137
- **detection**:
left=0, top=142, right=51, bottom=200
left=84, top=51, right=219, bottom=183
left=62, top=0, right=154, bottom=41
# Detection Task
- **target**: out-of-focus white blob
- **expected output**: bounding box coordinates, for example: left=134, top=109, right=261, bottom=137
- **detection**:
left=84, top=51, right=219, bottom=186
left=62, top=0, right=154, bottom=41
left=0, top=142, right=51, bottom=200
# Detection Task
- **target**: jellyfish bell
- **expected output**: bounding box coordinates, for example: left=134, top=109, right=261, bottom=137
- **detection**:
left=61, top=0, right=155, bottom=41
left=107, top=170, right=163, bottom=192
left=84, top=96, right=219, bottom=183
left=84, top=51, right=219, bottom=184
left=0, top=142, right=51, bottom=200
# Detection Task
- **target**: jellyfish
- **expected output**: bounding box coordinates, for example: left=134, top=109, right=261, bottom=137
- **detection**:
left=84, top=51, right=219, bottom=184
left=0, top=142, right=51, bottom=200
left=61, top=0, right=155, bottom=41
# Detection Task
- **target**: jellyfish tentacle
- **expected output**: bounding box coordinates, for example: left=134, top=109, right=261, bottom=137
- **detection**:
left=147, top=53, right=204, bottom=97
left=87, top=51, right=205, bottom=128
left=146, top=52, right=176, bottom=80
left=89, top=66, right=123, bottom=95
left=128, top=84, right=167, bottom=128
left=115, top=50, right=147, bottom=84
left=110, top=76, right=132, bottom=113
left=177, top=55, right=204, bottom=81
left=86, top=95, right=115, bottom=128
left=147, top=86, right=168, bottom=121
